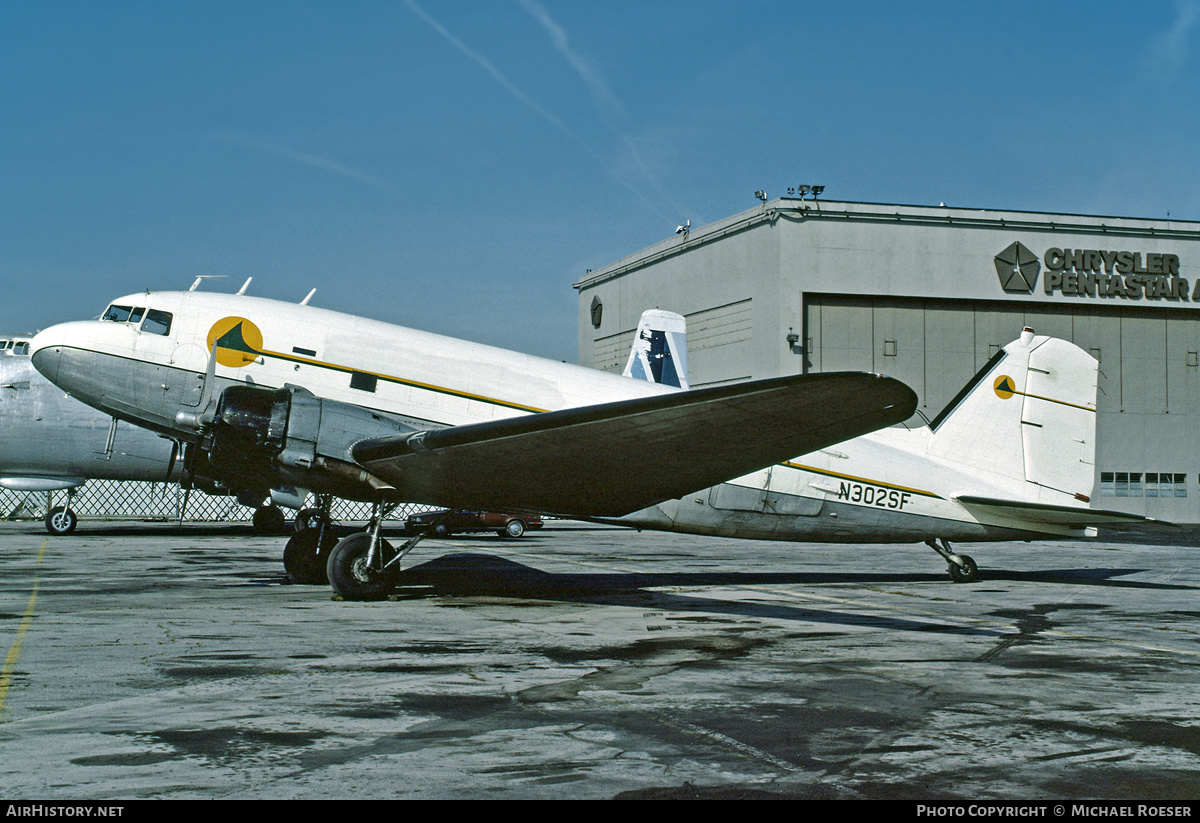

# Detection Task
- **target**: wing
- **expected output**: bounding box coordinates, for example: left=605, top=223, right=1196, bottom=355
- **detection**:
left=956, top=496, right=1158, bottom=526
left=353, top=372, right=917, bottom=517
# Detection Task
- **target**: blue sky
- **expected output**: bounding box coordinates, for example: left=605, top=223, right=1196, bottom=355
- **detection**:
left=4, top=1, right=1199, bottom=362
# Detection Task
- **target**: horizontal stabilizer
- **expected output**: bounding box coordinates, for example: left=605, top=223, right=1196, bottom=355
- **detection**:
left=354, top=372, right=917, bottom=517
left=956, top=495, right=1155, bottom=526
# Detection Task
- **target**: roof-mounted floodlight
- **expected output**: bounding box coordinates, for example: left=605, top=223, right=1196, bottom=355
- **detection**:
left=811, top=185, right=825, bottom=196
left=754, top=190, right=767, bottom=202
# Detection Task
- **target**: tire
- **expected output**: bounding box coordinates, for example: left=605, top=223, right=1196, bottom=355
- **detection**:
left=253, top=506, right=288, bottom=535
left=293, top=508, right=322, bottom=533
left=45, top=506, right=78, bottom=536
left=326, top=533, right=400, bottom=601
left=283, top=528, right=338, bottom=584
left=501, top=519, right=526, bottom=538
left=948, top=554, right=978, bottom=583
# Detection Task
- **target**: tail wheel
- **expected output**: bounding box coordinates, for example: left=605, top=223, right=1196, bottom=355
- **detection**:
left=326, top=533, right=399, bottom=601
left=948, top=554, right=979, bottom=583
left=45, top=506, right=78, bottom=536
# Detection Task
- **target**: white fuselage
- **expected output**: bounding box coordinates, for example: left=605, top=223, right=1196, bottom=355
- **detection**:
left=30, top=290, right=670, bottom=440
left=30, top=290, right=1103, bottom=546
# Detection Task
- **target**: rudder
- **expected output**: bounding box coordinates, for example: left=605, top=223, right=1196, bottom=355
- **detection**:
left=927, top=328, right=1099, bottom=501
left=623, top=309, right=689, bottom=390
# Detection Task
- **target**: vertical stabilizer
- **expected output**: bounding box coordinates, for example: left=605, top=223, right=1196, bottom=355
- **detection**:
left=927, top=328, right=1099, bottom=500
left=623, top=310, right=689, bottom=390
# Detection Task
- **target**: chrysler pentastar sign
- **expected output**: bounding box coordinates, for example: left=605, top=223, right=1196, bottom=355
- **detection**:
left=995, top=242, right=1040, bottom=292
left=997, top=242, right=1192, bottom=301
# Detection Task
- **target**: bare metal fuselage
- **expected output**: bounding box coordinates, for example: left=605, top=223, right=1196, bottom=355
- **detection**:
left=0, top=349, right=175, bottom=489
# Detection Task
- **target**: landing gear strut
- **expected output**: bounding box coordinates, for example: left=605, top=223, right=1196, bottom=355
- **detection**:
left=283, top=495, right=337, bottom=584
left=45, top=489, right=78, bottom=536
left=326, top=502, right=435, bottom=601
left=925, top=538, right=978, bottom=583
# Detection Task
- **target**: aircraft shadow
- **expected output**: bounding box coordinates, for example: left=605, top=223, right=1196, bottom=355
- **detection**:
left=388, top=552, right=1194, bottom=637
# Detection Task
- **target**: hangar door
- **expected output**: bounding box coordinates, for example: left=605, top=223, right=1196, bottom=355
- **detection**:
left=805, top=295, right=976, bottom=418
left=803, top=295, right=1200, bottom=415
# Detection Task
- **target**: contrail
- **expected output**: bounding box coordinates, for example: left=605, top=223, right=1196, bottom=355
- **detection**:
left=406, top=0, right=681, bottom=221
left=517, top=0, right=625, bottom=124
left=214, top=132, right=388, bottom=190
left=517, top=0, right=695, bottom=222
left=1145, top=0, right=1200, bottom=79
left=404, top=0, right=583, bottom=146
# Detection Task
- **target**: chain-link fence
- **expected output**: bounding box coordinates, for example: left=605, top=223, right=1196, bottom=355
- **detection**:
left=0, top=480, right=436, bottom=525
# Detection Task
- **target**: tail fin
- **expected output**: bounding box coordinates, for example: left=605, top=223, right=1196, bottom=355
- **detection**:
left=623, top=309, right=689, bottom=390
left=927, top=328, right=1099, bottom=501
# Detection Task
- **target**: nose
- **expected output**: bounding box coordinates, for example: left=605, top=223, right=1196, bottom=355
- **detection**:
left=29, top=327, right=65, bottom=382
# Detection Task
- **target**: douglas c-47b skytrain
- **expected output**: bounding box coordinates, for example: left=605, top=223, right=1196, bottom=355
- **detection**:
left=28, top=281, right=916, bottom=600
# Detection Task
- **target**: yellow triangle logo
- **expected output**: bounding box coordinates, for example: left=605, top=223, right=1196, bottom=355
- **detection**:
left=993, top=375, right=1016, bottom=400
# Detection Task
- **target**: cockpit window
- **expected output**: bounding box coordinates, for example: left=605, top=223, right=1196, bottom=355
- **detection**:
left=14, top=342, right=28, bottom=355
left=101, top=303, right=168, bottom=334
left=102, top=304, right=133, bottom=322
left=141, top=309, right=172, bottom=336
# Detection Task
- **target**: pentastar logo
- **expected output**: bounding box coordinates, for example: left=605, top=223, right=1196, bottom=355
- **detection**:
left=995, top=242, right=1040, bottom=293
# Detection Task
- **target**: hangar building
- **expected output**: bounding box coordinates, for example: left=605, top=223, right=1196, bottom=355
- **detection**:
left=575, top=198, right=1200, bottom=522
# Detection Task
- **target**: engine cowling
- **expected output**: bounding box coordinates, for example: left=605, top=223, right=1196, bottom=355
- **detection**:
left=207, top=385, right=290, bottom=473
left=200, top=384, right=416, bottom=499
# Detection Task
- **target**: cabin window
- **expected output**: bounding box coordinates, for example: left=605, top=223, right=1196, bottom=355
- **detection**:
left=142, top=309, right=173, bottom=336
left=141, top=309, right=173, bottom=336
left=349, top=372, right=377, bottom=393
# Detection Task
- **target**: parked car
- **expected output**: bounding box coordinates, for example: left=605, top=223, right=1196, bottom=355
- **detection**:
left=406, top=509, right=544, bottom=538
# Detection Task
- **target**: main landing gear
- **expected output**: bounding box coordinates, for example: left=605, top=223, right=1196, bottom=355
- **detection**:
left=252, top=505, right=288, bottom=535
left=925, top=538, right=978, bottom=583
left=281, top=499, right=444, bottom=600
left=325, top=502, right=436, bottom=601
left=282, top=495, right=338, bottom=584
